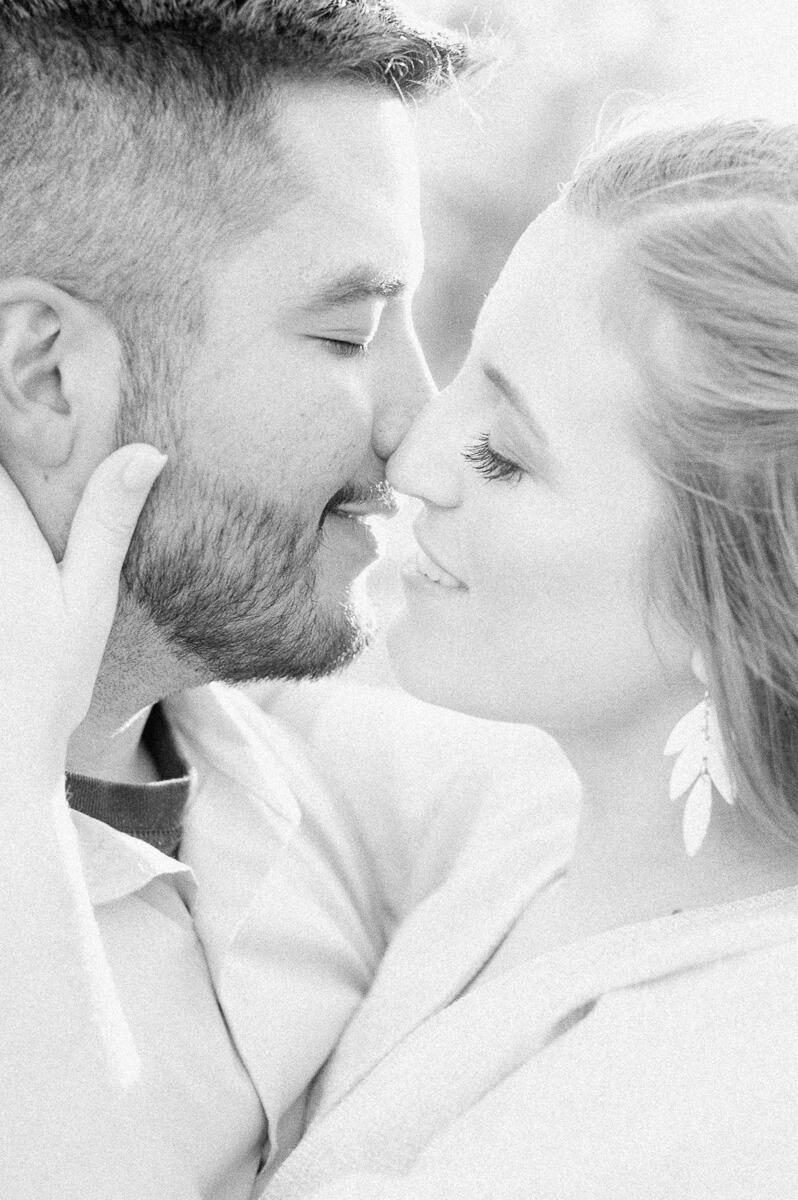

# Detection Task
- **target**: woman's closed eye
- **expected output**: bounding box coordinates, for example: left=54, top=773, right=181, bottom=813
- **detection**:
left=462, top=433, right=524, bottom=484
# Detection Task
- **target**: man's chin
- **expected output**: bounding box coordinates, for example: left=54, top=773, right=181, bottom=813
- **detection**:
left=119, top=489, right=380, bottom=689
left=164, top=594, right=374, bottom=688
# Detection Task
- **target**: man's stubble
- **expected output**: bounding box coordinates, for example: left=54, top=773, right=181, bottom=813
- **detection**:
left=116, top=379, right=370, bottom=686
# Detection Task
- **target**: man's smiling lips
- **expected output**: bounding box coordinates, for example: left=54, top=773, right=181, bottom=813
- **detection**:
left=321, top=482, right=399, bottom=526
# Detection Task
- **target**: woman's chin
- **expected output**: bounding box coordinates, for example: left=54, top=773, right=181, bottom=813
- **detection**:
left=386, top=614, right=492, bottom=721
left=387, top=614, right=459, bottom=708
left=386, top=613, right=553, bottom=728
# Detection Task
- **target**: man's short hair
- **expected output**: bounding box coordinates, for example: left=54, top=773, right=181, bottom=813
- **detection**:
left=0, top=1, right=469, bottom=425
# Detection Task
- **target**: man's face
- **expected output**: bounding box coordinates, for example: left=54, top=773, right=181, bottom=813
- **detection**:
left=121, top=81, right=432, bottom=683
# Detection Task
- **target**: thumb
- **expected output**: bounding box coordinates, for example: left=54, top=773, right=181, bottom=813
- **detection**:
left=61, top=444, right=167, bottom=668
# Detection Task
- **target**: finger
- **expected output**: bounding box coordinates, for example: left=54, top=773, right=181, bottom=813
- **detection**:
left=0, top=461, right=53, bottom=560
left=61, top=445, right=167, bottom=668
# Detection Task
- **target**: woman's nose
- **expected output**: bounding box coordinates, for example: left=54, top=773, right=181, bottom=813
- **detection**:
left=386, top=391, right=463, bottom=508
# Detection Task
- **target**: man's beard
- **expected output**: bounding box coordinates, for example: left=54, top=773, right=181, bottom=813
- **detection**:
left=120, top=457, right=370, bottom=684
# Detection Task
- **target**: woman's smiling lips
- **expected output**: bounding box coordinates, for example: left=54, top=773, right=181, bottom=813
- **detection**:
left=403, top=532, right=467, bottom=592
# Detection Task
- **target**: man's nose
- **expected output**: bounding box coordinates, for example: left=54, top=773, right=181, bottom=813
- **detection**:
left=371, top=338, right=437, bottom=462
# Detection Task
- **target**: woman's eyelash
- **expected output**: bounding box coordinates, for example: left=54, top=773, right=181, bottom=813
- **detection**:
left=462, top=432, right=524, bottom=483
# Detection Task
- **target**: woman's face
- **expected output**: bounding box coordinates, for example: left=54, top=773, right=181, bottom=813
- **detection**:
left=386, top=201, right=695, bottom=737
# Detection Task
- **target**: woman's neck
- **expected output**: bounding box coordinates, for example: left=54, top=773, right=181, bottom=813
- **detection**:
left=553, top=699, right=798, bottom=934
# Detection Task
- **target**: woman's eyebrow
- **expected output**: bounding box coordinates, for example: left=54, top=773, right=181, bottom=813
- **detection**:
left=481, top=358, right=549, bottom=447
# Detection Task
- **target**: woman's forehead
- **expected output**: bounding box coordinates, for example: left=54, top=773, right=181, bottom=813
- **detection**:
left=477, top=204, right=618, bottom=359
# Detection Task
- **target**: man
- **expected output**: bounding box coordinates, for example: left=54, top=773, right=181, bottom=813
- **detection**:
left=0, top=3, right=469, bottom=1196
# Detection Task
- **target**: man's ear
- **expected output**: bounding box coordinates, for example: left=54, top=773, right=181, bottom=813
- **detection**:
left=0, top=278, right=123, bottom=550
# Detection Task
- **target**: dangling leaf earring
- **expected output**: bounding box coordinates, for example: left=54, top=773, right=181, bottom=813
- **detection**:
left=663, top=650, right=735, bottom=856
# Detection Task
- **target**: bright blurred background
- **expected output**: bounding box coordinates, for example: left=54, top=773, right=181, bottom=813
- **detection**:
left=410, top=0, right=798, bottom=389
left=338, top=0, right=798, bottom=687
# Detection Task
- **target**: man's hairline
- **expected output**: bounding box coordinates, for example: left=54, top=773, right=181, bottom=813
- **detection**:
left=193, top=71, right=424, bottom=308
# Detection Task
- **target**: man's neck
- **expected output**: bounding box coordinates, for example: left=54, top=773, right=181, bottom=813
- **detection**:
left=64, top=605, right=204, bottom=785
left=67, top=708, right=160, bottom=785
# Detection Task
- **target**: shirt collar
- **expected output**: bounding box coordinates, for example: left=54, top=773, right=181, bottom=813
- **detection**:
left=72, top=808, right=196, bottom=907
left=163, top=682, right=301, bottom=834
left=74, top=682, right=301, bottom=909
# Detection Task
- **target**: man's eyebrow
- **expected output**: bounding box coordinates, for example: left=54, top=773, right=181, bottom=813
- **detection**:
left=481, top=358, right=549, bottom=447
left=302, top=269, right=407, bottom=310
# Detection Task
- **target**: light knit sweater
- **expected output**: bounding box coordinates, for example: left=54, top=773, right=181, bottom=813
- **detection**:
left=261, top=780, right=798, bottom=1200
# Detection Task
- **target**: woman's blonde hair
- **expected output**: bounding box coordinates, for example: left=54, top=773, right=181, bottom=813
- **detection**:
left=566, top=105, right=798, bottom=845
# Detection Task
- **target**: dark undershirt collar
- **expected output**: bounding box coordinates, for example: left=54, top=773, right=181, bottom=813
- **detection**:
left=66, top=705, right=190, bottom=858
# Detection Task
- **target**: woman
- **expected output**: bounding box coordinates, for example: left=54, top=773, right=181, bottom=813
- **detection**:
left=258, top=111, right=798, bottom=1197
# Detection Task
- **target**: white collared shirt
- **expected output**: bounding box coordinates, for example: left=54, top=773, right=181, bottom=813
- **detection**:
left=75, top=810, right=266, bottom=1200
left=64, top=679, right=576, bottom=1199
left=67, top=681, right=397, bottom=1198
